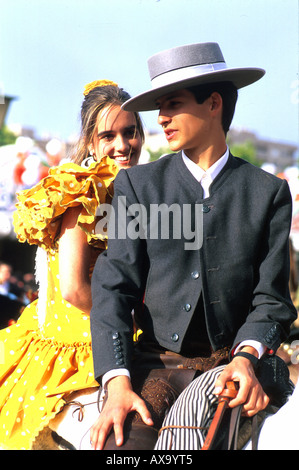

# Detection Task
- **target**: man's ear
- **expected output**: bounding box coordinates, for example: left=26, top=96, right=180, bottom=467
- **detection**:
left=210, top=92, right=222, bottom=112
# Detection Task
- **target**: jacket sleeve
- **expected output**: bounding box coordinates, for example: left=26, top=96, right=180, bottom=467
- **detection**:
left=232, top=178, right=297, bottom=352
left=90, top=169, right=148, bottom=382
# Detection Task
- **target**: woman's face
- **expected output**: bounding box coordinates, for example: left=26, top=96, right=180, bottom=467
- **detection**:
left=91, top=105, right=142, bottom=168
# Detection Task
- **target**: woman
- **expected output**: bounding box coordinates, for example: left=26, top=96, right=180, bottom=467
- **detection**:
left=0, top=80, right=144, bottom=450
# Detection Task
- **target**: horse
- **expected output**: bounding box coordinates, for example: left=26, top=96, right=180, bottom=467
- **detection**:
left=31, top=327, right=299, bottom=450
left=243, top=377, right=299, bottom=450
left=32, top=355, right=299, bottom=451
left=32, top=387, right=100, bottom=450
left=33, top=376, right=299, bottom=451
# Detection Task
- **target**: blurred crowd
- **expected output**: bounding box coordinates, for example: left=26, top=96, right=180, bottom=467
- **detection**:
left=0, top=260, right=38, bottom=329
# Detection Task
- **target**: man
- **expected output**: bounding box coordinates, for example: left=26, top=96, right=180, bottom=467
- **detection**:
left=0, top=262, right=13, bottom=297
left=90, top=42, right=297, bottom=450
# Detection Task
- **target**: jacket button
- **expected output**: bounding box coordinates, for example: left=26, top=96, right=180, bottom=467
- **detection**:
left=183, top=303, right=191, bottom=312
left=171, top=333, right=179, bottom=342
left=116, top=358, right=124, bottom=366
left=114, top=352, right=123, bottom=359
left=202, top=205, right=210, bottom=213
left=191, top=271, right=200, bottom=279
left=112, top=332, right=119, bottom=340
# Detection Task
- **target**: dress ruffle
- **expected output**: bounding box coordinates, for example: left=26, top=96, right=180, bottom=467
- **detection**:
left=0, top=157, right=118, bottom=449
left=0, top=305, right=97, bottom=450
left=13, top=157, right=118, bottom=251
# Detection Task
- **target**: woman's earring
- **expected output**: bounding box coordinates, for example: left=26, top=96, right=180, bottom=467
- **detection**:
left=81, top=151, right=96, bottom=168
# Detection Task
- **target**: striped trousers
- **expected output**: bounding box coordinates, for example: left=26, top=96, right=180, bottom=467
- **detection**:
left=155, top=365, right=226, bottom=450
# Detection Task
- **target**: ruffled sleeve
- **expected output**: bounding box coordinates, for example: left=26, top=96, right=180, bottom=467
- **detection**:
left=13, top=156, right=119, bottom=251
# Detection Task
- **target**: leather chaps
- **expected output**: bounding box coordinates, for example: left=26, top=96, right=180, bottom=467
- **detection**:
left=103, top=346, right=230, bottom=450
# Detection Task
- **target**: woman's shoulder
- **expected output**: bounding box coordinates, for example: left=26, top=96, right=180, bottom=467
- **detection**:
left=13, top=157, right=118, bottom=251
left=117, top=152, right=180, bottom=184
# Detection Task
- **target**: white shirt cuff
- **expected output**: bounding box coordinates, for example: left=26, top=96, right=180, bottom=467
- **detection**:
left=102, top=368, right=131, bottom=390
left=234, top=340, right=267, bottom=359
left=101, top=341, right=266, bottom=394
left=98, top=369, right=131, bottom=412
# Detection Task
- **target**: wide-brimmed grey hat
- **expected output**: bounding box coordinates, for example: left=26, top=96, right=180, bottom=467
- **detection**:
left=122, top=42, right=265, bottom=112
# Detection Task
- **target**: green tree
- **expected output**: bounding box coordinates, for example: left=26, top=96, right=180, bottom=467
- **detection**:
left=229, top=140, right=262, bottom=167
left=147, top=146, right=173, bottom=162
left=147, top=140, right=264, bottom=167
left=0, top=126, right=17, bottom=147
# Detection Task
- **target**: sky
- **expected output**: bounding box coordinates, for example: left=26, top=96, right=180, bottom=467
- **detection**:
left=0, top=0, right=298, bottom=148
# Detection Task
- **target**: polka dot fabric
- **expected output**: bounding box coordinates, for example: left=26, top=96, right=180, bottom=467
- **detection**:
left=0, top=158, right=118, bottom=449
left=13, top=156, right=118, bottom=251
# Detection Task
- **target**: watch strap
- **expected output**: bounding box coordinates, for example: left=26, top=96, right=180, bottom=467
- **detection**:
left=233, top=351, right=259, bottom=368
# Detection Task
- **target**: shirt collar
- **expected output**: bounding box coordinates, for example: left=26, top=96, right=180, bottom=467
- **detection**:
left=181, top=146, right=229, bottom=183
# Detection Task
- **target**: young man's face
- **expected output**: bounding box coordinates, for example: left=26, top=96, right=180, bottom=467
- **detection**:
left=156, top=89, right=213, bottom=157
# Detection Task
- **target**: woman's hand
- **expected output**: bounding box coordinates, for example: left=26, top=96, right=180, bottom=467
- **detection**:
left=90, top=375, right=153, bottom=450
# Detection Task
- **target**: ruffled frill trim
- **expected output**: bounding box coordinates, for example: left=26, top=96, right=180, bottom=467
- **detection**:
left=13, top=157, right=118, bottom=251
left=0, top=324, right=98, bottom=450
left=0, top=398, right=66, bottom=451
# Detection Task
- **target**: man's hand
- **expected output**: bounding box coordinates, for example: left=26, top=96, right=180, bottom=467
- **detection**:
left=213, top=347, right=269, bottom=417
left=90, top=375, right=154, bottom=450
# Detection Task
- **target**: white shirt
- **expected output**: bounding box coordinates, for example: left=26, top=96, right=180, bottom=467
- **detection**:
left=102, top=148, right=265, bottom=389
left=0, top=282, right=9, bottom=296
left=181, top=146, right=229, bottom=198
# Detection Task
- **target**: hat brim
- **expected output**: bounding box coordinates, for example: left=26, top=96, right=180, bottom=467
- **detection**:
left=122, top=67, right=265, bottom=112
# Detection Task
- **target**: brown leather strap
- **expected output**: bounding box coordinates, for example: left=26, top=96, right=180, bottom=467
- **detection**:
left=227, top=404, right=243, bottom=449
left=250, top=414, right=259, bottom=451
left=201, top=381, right=238, bottom=450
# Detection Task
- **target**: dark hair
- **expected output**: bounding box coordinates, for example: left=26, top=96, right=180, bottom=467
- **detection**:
left=187, top=81, right=238, bottom=135
left=73, top=85, right=144, bottom=164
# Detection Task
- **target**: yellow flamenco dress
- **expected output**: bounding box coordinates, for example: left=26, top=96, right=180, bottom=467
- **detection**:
left=0, top=157, right=118, bottom=450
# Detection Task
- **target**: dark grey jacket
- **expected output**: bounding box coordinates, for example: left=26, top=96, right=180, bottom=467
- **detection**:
left=90, top=152, right=297, bottom=380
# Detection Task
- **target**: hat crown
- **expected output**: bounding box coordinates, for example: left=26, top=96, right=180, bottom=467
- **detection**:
left=122, top=41, right=265, bottom=112
left=148, top=42, right=225, bottom=80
